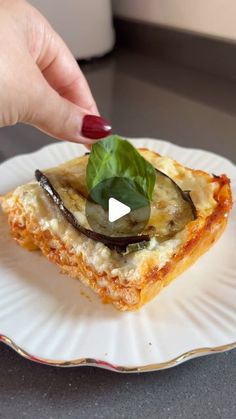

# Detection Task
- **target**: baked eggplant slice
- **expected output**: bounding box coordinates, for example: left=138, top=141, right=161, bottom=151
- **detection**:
left=35, top=161, right=196, bottom=250
left=146, top=169, right=197, bottom=239
left=35, top=170, right=149, bottom=250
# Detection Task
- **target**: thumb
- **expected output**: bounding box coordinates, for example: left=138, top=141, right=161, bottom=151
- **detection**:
left=24, top=71, right=111, bottom=144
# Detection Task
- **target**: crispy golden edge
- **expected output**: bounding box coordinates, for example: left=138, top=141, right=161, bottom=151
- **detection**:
left=140, top=177, right=232, bottom=308
left=0, top=151, right=233, bottom=311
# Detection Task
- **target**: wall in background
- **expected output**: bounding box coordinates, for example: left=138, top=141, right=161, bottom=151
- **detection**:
left=113, top=0, right=236, bottom=41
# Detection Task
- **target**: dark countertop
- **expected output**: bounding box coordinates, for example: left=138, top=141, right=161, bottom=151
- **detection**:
left=0, top=48, right=235, bottom=419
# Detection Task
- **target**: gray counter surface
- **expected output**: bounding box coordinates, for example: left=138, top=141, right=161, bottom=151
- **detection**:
left=0, top=48, right=235, bottom=419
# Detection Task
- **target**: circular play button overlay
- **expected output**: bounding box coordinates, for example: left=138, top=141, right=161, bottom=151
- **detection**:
left=86, top=177, right=150, bottom=237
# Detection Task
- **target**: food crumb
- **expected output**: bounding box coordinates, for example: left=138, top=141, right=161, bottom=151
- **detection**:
left=148, top=342, right=152, bottom=346
left=80, top=290, right=92, bottom=301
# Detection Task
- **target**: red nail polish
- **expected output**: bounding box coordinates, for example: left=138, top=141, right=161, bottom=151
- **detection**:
left=82, top=115, right=112, bottom=139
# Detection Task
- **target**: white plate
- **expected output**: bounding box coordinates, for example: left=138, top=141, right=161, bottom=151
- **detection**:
left=0, top=139, right=235, bottom=372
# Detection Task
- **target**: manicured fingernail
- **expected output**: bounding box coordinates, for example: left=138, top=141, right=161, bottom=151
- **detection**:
left=81, top=115, right=112, bottom=139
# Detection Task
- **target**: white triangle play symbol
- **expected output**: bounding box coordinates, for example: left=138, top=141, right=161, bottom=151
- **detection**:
left=108, top=197, right=131, bottom=223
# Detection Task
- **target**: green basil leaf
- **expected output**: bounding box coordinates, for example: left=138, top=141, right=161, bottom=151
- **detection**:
left=86, top=135, right=156, bottom=210
left=89, top=177, right=149, bottom=211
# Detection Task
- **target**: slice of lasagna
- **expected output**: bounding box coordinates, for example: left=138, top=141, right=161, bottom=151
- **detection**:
left=0, top=137, right=232, bottom=311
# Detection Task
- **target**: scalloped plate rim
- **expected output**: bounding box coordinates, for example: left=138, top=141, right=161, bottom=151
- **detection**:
left=0, top=334, right=236, bottom=372
left=1, top=138, right=235, bottom=170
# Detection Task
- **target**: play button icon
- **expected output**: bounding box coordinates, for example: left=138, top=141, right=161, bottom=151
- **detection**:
left=86, top=177, right=151, bottom=237
left=108, top=198, right=131, bottom=222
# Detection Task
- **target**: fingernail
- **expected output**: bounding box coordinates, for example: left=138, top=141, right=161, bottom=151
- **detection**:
left=81, top=115, right=112, bottom=139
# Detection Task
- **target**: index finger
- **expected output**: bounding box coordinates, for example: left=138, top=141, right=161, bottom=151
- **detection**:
left=37, top=27, right=99, bottom=114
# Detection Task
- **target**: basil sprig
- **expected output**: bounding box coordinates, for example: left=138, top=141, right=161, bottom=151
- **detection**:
left=86, top=135, right=156, bottom=210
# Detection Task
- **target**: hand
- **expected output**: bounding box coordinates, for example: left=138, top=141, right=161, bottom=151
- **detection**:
left=0, top=0, right=111, bottom=144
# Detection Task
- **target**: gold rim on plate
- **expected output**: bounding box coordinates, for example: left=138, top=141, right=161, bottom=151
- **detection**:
left=1, top=334, right=235, bottom=373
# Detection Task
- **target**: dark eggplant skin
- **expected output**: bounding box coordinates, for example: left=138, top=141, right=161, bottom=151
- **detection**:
left=155, top=168, right=197, bottom=219
left=35, top=170, right=150, bottom=250
left=182, top=190, right=198, bottom=219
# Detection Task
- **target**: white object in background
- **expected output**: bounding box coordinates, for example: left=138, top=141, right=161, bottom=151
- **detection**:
left=30, top=0, right=115, bottom=59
